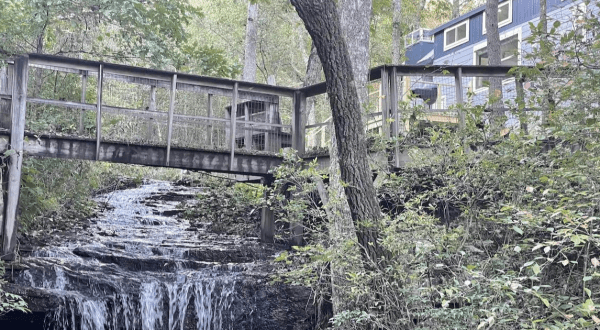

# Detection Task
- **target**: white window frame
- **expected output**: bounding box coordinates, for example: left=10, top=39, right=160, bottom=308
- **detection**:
left=472, top=28, right=521, bottom=93
left=482, top=0, right=513, bottom=34
left=443, top=19, right=470, bottom=51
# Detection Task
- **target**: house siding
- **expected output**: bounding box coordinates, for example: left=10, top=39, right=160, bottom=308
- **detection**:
left=427, top=0, right=585, bottom=62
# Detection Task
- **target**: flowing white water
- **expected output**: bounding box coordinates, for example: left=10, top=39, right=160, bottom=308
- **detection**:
left=16, top=181, right=240, bottom=330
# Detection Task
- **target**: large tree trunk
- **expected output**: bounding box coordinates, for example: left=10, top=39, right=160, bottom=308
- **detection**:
left=291, top=0, right=386, bottom=267
left=485, top=0, right=504, bottom=131
left=242, top=2, right=259, bottom=82
left=392, top=0, right=403, bottom=65
left=452, top=0, right=461, bottom=19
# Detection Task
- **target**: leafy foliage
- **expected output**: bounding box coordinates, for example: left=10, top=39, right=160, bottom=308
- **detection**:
left=271, top=4, right=600, bottom=329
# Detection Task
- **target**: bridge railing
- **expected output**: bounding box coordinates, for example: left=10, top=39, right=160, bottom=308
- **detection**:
left=300, top=65, right=533, bottom=165
left=1, top=54, right=303, bottom=170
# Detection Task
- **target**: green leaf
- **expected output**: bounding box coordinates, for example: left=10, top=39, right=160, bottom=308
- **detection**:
left=513, top=226, right=524, bottom=235
left=532, top=263, right=541, bottom=275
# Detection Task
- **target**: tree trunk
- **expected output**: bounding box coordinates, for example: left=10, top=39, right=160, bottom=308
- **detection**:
left=539, top=0, right=554, bottom=127
left=485, top=0, right=504, bottom=131
left=392, top=0, right=403, bottom=65
left=452, top=0, right=461, bottom=19
left=242, top=2, right=259, bottom=82
left=291, top=0, right=386, bottom=267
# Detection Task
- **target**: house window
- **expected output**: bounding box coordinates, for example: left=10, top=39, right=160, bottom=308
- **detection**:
left=482, top=0, right=513, bottom=34
left=474, top=33, right=519, bottom=90
left=444, top=20, right=470, bottom=51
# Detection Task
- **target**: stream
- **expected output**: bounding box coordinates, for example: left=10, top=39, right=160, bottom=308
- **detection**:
left=2, top=181, right=314, bottom=330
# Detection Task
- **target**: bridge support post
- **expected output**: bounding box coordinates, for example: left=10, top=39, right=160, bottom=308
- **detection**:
left=292, top=91, right=306, bottom=156
left=379, top=67, right=390, bottom=139
left=1, top=56, right=28, bottom=261
left=260, top=177, right=275, bottom=244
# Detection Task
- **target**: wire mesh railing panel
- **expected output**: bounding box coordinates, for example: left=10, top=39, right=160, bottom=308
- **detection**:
left=231, top=96, right=291, bottom=154
left=305, top=94, right=331, bottom=153
left=27, top=66, right=86, bottom=103
left=25, top=103, right=84, bottom=136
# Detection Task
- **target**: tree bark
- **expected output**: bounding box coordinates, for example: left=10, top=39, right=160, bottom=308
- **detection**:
left=291, top=0, right=386, bottom=267
left=485, top=0, right=504, bottom=130
left=392, top=0, right=403, bottom=65
left=452, top=0, right=461, bottom=19
left=242, top=2, right=259, bottom=82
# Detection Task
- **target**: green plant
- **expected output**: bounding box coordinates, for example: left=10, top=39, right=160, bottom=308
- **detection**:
left=0, top=261, right=29, bottom=317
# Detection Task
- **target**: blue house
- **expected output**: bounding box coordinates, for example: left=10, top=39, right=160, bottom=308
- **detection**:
left=400, top=0, right=591, bottom=130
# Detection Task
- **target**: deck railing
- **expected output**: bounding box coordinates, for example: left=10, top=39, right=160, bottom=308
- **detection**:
left=1, top=55, right=550, bottom=170
left=1, top=54, right=303, bottom=171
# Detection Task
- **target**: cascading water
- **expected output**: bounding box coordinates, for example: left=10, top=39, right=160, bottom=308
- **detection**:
left=10, top=181, right=294, bottom=330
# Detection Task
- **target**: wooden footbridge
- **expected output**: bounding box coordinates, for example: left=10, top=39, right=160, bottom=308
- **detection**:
left=0, top=54, right=523, bottom=259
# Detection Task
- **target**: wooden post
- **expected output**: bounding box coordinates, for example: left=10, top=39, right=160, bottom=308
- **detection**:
left=292, top=91, right=306, bottom=156
left=390, top=67, right=400, bottom=167
left=79, top=70, right=88, bottom=134
left=379, top=67, right=390, bottom=139
left=146, top=84, right=157, bottom=142
left=454, top=67, right=465, bottom=129
left=95, top=64, right=103, bottom=160
left=244, top=103, right=252, bottom=150
left=207, top=93, right=213, bottom=146
left=260, top=177, right=275, bottom=243
left=0, top=64, right=13, bottom=130
left=1, top=56, right=28, bottom=260
left=229, top=83, right=239, bottom=171
left=166, top=74, right=177, bottom=166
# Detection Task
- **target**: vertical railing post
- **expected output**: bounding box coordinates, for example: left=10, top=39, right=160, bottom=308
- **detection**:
left=79, top=70, right=88, bottom=134
left=146, top=84, right=157, bottom=142
left=379, top=67, right=390, bottom=139
left=1, top=56, right=28, bottom=260
left=229, top=83, right=239, bottom=172
left=0, top=64, right=13, bottom=129
left=166, top=74, right=177, bottom=166
left=244, top=103, right=252, bottom=150
left=207, top=93, right=213, bottom=146
left=390, top=67, right=400, bottom=168
left=454, top=67, right=465, bottom=129
left=292, top=91, right=306, bottom=156
left=95, top=64, right=103, bottom=161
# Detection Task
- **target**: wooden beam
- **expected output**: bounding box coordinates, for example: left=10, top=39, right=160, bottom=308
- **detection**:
left=79, top=71, right=88, bottom=134
left=379, top=68, right=390, bottom=139
left=2, top=56, right=28, bottom=260
left=230, top=83, right=239, bottom=172
left=95, top=64, right=103, bottom=160
left=0, top=133, right=282, bottom=175
left=166, top=74, right=178, bottom=166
